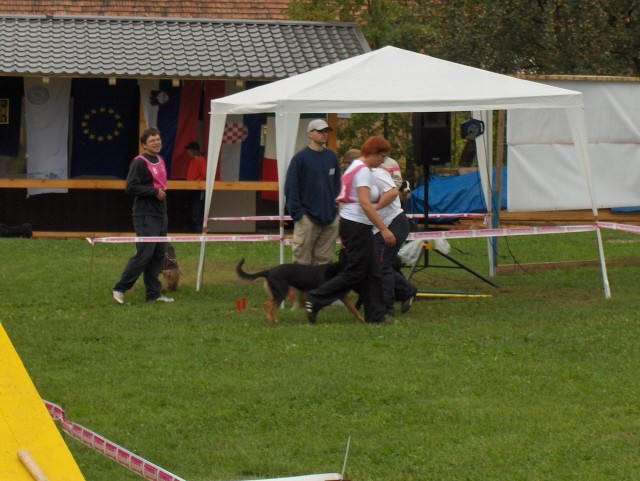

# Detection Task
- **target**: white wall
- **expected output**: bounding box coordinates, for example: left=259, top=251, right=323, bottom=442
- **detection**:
left=507, top=80, right=640, bottom=211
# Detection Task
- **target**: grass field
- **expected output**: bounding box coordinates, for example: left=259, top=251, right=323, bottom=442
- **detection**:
left=2, top=229, right=640, bottom=481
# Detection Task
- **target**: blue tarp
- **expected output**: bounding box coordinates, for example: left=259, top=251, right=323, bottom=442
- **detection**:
left=406, top=167, right=508, bottom=216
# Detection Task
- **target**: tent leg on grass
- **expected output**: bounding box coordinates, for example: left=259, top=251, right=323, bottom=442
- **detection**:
left=407, top=245, right=500, bottom=288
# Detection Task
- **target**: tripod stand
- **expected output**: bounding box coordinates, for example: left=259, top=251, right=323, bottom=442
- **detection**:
left=407, top=162, right=499, bottom=291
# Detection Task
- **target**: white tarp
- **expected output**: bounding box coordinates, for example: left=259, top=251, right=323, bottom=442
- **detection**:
left=197, top=46, right=606, bottom=294
left=508, top=80, right=640, bottom=211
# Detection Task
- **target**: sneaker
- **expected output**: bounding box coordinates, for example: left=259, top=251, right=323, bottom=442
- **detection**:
left=304, top=301, right=318, bottom=324
left=154, top=295, right=174, bottom=303
left=401, top=295, right=415, bottom=314
left=112, top=290, right=124, bottom=304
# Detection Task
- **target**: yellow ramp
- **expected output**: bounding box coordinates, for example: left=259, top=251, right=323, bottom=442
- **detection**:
left=0, top=323, right=85, bottom=480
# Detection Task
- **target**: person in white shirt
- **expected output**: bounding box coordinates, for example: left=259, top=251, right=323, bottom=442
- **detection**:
left=372, top=166, right=418, bottom=316
left=305, top=136, right=396, bottom=323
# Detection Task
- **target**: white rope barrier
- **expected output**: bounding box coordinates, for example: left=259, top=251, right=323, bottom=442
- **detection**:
left=87, top=224, right=601, bottom=246
left=45, top=401, right=187, bottom=481
left=205, top=213, right=487, bottom=221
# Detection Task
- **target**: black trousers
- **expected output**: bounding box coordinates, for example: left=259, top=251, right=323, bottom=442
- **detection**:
left=307, top=217, right=386, bottom=322
left=374, top=212, right=417, bottom=315
left=113, top=214, right=168, bottom=301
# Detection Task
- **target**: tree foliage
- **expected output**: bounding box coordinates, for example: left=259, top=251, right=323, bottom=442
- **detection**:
left=287, top=0, right=640, bottom=169
left=428, top=0, right=640, bottom=75
left=287, top=0, right=435, bottom=50
left=289, top=0, right=640, bottom=75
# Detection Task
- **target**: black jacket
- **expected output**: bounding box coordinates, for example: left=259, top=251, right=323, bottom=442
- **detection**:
left=125, top=154, right=167, bottom=217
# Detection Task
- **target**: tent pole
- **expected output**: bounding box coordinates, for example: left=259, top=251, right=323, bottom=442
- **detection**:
left=197, top=111, right=225, bottom=291
left=473, top=110, right=495, bottom=277
left=595, top=227, right=611, bottom=299
left=565, top=107, right=611, bottom=298
left=279, top=224, right=285, bottom=264
left=491, top=110, right=506, bottom=274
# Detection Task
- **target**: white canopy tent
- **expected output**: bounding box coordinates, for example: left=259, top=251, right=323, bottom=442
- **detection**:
left=197, top=46, right=610, bottom=297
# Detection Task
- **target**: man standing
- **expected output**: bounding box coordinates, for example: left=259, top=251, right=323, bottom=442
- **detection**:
left=284, top=119, right=341, bottom=265
left=112, top=127, right=174, bottom=304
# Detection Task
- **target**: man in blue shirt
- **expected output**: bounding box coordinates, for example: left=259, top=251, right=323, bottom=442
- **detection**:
left=284, top=119, right=341, bottom=265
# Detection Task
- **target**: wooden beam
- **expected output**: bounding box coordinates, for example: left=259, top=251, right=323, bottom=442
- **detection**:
left=499, top=209, right=640, bottom=225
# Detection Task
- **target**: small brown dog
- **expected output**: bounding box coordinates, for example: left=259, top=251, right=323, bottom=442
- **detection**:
left=236, top=258, right=364, bottom=324
left=162, top=244, right=182, bottom=292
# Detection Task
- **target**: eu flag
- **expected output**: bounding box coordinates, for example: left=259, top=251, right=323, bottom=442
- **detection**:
left=70, top=79, right=138, bottom=178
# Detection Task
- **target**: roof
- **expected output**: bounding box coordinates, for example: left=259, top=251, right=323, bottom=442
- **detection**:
left=0, top=0, right=290, bottom=20
left=0, top=15, right=370, bottom=80
left=210, top=46, right=584, bottom=116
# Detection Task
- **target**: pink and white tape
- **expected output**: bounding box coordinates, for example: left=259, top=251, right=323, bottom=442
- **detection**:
left=205, top=213, right=485, bottom=221
left=596, top=221, right=640, bottom=235
left=86, top=222, right=640, bottom=246
left=87, top=234, right=285, bottom=245
left=45, top=400, right=187, bottom=481
left=407, top=223, right=598, bottom=241
left=45, top=400, right=343, bottom=481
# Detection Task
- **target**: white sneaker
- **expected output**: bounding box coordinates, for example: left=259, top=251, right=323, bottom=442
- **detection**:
left=112, top=290, right=124, bottom=304
left=154, top=295, right=174, bottom=303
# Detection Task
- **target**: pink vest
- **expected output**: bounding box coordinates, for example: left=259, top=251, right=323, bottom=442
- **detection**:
left=336, top=163, right=367, bottom=203
left=136, top=155, right=167, bottom=190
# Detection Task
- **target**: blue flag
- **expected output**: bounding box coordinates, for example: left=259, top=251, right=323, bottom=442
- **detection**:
left=0, top=77, right=23, bottom=157
left=70, top=79, right=137, bottom=178
left=156, top=80, right=181, bottom=176
left=238, top=113, right=266, bottom=180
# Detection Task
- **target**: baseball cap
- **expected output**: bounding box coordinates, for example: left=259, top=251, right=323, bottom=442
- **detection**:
left=307, top=119, right=332, bottom=132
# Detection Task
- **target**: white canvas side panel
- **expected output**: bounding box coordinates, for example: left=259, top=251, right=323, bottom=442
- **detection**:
left=571, top=81, right=640, bottom=142
left=508, top=142, right=640, bottom=211
left=275, top=112, right=302, bottom=262
left=507, top=81, right=640, bottom=211
left=507, top=144, right=593, bottom=211
left=197, top=112, right=226, bottom=290
left=275, top=112, right=302, bottom=215
left=203, top=113, right=226, bottom=229
left=509, top=81, right=640, bottom=144
left=589, top=143, right=640, bottom=206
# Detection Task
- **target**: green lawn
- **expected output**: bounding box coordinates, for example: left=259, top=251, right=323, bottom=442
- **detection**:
left=2, top=230, right=640, bottom=481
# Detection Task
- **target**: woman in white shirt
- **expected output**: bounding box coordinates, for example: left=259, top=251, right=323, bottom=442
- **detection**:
left=305, top=136, right=396, bottom=323
left=372, top=166, right=418, bottom=316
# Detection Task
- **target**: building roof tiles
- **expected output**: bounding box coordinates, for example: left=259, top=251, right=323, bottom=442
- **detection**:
left=0, top=14, right=369, bottom=80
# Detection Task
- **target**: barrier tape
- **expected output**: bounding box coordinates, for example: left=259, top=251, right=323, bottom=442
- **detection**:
left=206, top=213, right=486, bottom=221
left=208, top=215, right=293, bottom=221
left=406, top=224, right=597, bottom=241
left=44, top=400, right=187, bottom=481
left=596, top=221, right=640, bottom=235
left=87, top=234, right=285, bottom=245
left=88, top=222, right=640, bottom=246
left=405, top=213, right=487, bottom=219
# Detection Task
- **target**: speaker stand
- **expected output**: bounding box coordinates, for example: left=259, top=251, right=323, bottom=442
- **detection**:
left=408, top=163, right=499, bottom=290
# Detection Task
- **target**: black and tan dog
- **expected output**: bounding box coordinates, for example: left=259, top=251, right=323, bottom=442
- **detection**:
left=236, top=258, right=364, bottom=324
